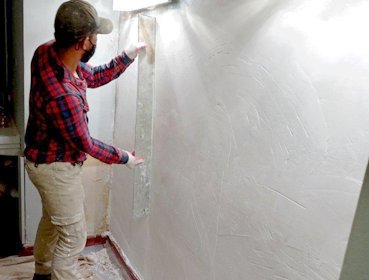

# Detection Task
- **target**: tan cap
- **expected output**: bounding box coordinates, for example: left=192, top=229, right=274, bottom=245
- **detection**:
left=55, top=0, right=113, bottom=41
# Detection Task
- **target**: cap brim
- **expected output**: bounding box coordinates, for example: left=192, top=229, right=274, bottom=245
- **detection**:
left=96, top=17, right=113, bottom=34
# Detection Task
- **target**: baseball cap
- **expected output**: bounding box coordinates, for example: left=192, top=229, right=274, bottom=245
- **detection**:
left=55, top=0, right=113, bottom=41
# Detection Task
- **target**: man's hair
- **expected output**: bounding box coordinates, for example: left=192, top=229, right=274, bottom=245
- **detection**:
left=54, top=33, right=84, bottom=49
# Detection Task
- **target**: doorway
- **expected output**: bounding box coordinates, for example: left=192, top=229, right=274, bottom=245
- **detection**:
left=0, top=155, right=21, bottom=257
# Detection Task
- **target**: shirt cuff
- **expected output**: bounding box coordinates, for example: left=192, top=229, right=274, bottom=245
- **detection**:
left=120, top=150, right=129, bottom=164
left=122, top=51, right=135, bottom=64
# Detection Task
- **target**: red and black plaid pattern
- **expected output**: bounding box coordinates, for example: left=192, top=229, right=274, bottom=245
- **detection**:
left=25, top=40, right=133, bottom=164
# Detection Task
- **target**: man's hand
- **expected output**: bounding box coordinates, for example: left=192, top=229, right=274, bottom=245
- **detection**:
left=125, top=150, right=144, bottom=169
left=125, top=42, right=147, bottom=60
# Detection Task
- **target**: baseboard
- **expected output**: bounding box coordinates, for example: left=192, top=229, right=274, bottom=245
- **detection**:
left=18, top=233, right=141, bottom=280
left=104, top=233, right=141, bottom=280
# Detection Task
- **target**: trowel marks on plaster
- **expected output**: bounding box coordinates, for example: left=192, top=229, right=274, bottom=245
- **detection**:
left=134, top=15, right=156, bottom=218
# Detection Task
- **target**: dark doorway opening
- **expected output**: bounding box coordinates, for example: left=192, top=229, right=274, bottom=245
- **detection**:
left=0, top=155, right=21, bottom=257
left=0, top=0, right=10, bottom=127
left=0, top=0, right=22, bottom=257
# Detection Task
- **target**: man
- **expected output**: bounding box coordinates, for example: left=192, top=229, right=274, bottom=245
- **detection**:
left=24, top=1, right=145, bottom=279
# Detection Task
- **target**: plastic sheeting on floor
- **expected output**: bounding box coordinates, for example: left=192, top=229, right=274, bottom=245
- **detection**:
left=0, top=248, right=124, bottom=280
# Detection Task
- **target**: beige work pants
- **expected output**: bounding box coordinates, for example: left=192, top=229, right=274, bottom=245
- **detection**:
left=25, top=161, right=87, bottom=280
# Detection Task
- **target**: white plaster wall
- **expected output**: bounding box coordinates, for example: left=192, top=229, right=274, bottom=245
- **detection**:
left=112, top=0, right=369, bottom=279
left=23, top=0, right=120, bottom=243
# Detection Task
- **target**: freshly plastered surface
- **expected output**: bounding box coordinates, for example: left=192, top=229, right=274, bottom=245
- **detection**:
left=112, top=0, right=369, bottom=279
left=23, top=0, right=120, bottom=243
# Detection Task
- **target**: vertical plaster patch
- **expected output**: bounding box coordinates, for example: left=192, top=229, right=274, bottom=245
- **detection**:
left=134, top=15, right=157, bottom=218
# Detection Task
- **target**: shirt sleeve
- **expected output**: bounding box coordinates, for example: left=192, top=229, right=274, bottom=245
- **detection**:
left=35, top=44, right=129, bottom=164
left=81, top=52, right=134, bottom=88
left=46, top=93, right=129, bottom=164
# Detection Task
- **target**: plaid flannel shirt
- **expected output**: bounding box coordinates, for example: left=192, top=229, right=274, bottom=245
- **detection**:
left=25, top=40, right=133, bottom=164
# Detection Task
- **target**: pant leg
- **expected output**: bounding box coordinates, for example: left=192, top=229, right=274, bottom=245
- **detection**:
left=33, top=206, right=58, bottom=275
left=26, top=161, right=87, bottom=280
left=52, top=214, right=86, bottom=279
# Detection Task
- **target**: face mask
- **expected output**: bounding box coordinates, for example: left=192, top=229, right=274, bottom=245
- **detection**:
left=81, top=42, right=96, bottom=63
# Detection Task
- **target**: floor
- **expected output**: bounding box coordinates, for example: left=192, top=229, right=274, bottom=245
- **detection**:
left=0, top=245, right=127, bottom=280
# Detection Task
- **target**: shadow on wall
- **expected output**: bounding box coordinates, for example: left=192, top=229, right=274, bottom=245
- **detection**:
left=340, top=160, right=369, bottom=280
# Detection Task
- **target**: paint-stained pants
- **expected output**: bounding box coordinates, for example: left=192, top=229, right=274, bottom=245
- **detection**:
left=25, top=161, right=87, bottom=280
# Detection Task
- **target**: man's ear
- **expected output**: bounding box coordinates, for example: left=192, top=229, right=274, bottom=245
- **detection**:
left=81, top=37, right=90, bottom=51
left=73, top=39, right=86, bottom=51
